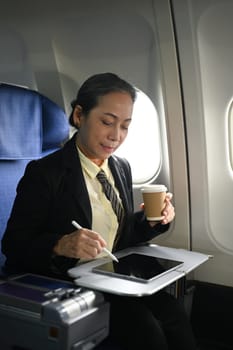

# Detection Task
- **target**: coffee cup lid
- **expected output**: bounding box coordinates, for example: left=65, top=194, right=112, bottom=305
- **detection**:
left=141, top=184, right=167, bottom=193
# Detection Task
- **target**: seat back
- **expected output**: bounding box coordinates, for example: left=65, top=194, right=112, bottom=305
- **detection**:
left=0, top=83, right=69, bottom=267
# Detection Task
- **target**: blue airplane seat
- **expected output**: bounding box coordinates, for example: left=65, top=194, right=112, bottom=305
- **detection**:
left=0, top=83, right=70, bottom=270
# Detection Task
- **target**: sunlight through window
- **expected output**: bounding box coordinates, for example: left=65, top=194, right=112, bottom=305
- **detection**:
left=115, top=89, right=161, bottom=184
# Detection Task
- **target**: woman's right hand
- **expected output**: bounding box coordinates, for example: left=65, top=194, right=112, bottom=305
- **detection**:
left=53, top=227, right=106, bottom=260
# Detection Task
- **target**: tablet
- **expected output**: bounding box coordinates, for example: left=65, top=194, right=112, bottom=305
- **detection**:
left=92, top=253, right=183, bottom=283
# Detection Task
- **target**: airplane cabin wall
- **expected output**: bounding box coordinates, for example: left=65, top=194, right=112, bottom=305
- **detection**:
left=1, top=0, right=232, bottom=287
left=172, top=0, right=233, bottom=286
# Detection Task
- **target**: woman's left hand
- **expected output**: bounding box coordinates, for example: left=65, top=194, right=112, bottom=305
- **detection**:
left=159, top=192, right=175, bottom=225
left=142, top=192, right=175, bottom=227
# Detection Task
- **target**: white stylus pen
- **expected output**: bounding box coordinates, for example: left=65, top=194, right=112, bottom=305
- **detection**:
left=71, top=220, right=119, bottom=263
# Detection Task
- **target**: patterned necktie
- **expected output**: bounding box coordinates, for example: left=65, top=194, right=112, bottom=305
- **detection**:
left=97, top=170, right=124, bottom=225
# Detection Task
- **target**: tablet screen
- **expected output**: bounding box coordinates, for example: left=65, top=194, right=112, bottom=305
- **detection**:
left=92, top=253, right=183, bottom=283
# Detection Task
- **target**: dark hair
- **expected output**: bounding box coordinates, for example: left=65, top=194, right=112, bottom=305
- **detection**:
left=69, top=72, right=136, bottom=127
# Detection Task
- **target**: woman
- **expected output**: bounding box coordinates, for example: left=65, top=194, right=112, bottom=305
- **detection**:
left=2, top=73, right=196, bottom=349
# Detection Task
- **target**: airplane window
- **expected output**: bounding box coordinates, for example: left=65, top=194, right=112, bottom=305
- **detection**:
left=228, top=100, right=233, bottom=171
left=115, top=89, right=161, bottom=184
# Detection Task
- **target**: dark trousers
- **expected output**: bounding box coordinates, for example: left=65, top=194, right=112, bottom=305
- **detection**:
left=104, top=290, right=197, bottom=350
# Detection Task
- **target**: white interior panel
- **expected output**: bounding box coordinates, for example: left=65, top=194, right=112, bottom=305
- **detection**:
left=172, top=0, right=233, bottom=285
left=198, top=2, right=233, bottom=252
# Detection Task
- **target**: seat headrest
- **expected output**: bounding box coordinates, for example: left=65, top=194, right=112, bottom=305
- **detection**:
left=0, top=84, right=69, bottom=159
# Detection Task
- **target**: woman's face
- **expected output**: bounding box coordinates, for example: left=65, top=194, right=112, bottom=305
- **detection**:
left=74, top=92, right=133, bottom=166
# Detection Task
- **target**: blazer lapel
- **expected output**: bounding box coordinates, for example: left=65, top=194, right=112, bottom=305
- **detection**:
left=109, top=156, right=131, bottom=214
left=61, top=134, right=92, bottom=227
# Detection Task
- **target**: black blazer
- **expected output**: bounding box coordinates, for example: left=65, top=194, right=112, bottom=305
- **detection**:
left=2, top=133, right=168, bottom=276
